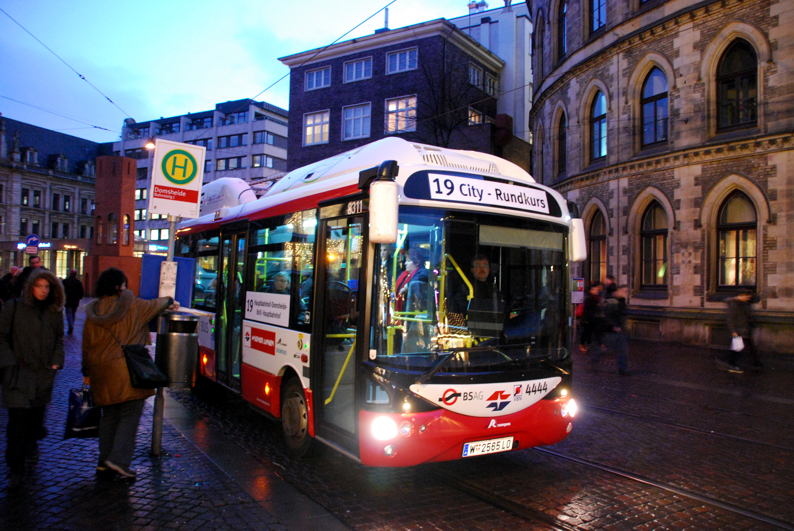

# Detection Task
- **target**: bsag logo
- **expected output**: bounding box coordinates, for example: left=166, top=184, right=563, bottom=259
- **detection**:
left=440, top=389, right=461, bottom=405
left=250, top=328, right=276, bottom=355
left=487, top=419, right=512, bottom=429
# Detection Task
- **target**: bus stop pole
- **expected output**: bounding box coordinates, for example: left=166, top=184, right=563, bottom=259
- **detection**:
left=151, top=215, right=178, bottom=457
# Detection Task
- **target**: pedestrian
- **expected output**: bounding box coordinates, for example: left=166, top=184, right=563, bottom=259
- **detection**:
left=0, top=268, right=65, bottom=491
left=603, top=274, right=617, bottom=300
left=11, top=266, right=33, bottom=299
left=580, top=282, right=604, bottom=354
left=81, top=267, right=178, bottom=478
left=724, top=288, right=761, bottom=373
left=0, top=266, right=19, bottom=304
left=603, top=285, right=630, bottom=375
left=62, top=269, right=84, bottom=335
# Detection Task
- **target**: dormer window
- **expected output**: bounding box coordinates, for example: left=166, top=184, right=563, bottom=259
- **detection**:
left=25, top=149, right=38, bottom=165
left=83, top=162, right=95, bottom=176
left=57, top=156, right=68, bottom=172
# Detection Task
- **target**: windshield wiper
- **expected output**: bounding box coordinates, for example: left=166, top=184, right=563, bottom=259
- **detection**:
left=415, top=346, right=501, bottom=385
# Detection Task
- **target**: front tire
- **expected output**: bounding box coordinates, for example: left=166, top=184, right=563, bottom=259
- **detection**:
left=281, top=378, right=311, bottom=456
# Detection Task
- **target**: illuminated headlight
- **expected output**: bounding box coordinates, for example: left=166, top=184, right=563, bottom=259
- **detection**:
left=559, top=388, right=568, bottom=397
left=561, top=399, right=578, bottom=418
left=371, top=416, right=398, bottom=440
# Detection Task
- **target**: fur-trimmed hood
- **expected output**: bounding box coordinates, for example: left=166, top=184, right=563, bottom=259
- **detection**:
left=84, top=289, right=134, bottom=327
left=23, top=268, right=65, bottom=312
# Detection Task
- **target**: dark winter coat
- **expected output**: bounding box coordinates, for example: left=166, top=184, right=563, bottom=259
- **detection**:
left=82, top=289, right=172, bottom=406
left=603, top=296, right=627, bottom=331
left=727, top=297, right=753, bottom=337
left=0, top=269, right=65, bottom=409
left=62, top=276, right=84, bottom=308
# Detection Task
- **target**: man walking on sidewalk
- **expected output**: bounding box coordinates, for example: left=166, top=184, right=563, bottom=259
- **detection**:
left=62, top=270, right=83, bottom=335
left=723, top=288, right=762, bottom=373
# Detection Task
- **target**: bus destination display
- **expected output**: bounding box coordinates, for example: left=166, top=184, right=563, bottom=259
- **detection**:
left=428, top=174, right=549, bottom=215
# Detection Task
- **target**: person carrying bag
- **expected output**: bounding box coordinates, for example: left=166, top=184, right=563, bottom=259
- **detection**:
left=81, top=268, right=177, bottom=479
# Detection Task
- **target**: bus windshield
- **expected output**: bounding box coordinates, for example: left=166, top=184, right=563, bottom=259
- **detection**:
left=370, top=206, right=569, bottom=372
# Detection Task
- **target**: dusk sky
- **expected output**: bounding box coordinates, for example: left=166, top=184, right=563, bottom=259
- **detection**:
left=1, top=0, right=473, bottom=143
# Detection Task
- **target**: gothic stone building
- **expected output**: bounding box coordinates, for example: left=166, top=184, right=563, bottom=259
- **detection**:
left=529, top=0, right=794, bottom=353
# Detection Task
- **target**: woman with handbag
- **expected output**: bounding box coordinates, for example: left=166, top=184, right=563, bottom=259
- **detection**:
left=82, top=268, right=178, bottom=478
left=0, top=268, right=65, bottom=491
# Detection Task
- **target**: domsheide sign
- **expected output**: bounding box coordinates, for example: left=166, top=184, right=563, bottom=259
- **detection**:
left=149, top=139, right=206, bottom=219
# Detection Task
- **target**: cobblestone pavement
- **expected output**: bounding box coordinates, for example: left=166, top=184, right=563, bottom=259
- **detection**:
left=0, top=306, right=344, bottom=531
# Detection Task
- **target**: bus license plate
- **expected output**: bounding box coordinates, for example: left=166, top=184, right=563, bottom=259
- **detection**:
left=462, top=436, right=514, bottom=457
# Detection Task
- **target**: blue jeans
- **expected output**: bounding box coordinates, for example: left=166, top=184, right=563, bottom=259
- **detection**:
left=605, top=332, right=628, bottom=372
left=99, top=399, right=145, bottom=468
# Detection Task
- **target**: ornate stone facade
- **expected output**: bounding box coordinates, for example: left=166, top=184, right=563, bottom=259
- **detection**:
left=529, top=0, right=794, bottom=353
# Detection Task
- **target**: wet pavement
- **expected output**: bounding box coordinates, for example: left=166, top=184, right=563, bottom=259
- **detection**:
left=2, top=302, right=793, bottom=530
left=0, top=305, right=348, bottom=531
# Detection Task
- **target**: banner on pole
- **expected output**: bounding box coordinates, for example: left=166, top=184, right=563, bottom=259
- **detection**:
left=149, top=139, right=205, bottom=219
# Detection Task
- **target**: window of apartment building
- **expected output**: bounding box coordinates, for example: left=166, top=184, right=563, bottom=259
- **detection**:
left=469, top=64, right=482, bottom=87
left=81, top=198, right=88, bottom=215
left=51, top=222, right=59, bottom=239
left=134, top=229, right=145, bottom=239
left=557, top=113, right=567, bottom=175
left=592, top=0, right=606, bottom=33
left=21, top=188, right=29, bottom=206
left=588, top=211, right=607, bottom=285
left=253, top=131, right=275, bottom=145
left=135, top=209, right=147, bottom=221
left=223, top=111, right=248, bottom=126
left=80, top=225, right=87, bottom=238
left=485, top=75, right=498, bottom=96
left=52, top=193, right=60, bottom=211
left=718, top=192, right=757, bottom=287
left=187, top=138, right=212, bottom=150
left=385, top=96, right=417, bottom=133
left=344, top=57, right=372, bottom=82
left=26, top=150, right=37, bottom=165
left=32, top=220, right=40, bottom=236
left=343, top=103, right=371, bottom=140
left=305, top=67, right=331, bottom=90
left=205, top=160, right=212, bottom=173
left=641, top=202, right=668, bottom=288
left=136, top=168, right=148, bottom=180
left=83, top=162, right=95, bottom=176
left=218, top=134, right=247, bottom=148
left=135, top=127, right=150, bottom=138
left=641, top=68, right=669, bottom=147
left=150, top=228, right=170, bottom=241
left=20, top=218, right=27, bottom=235
left=160, top=122, right=180, bottom=134
left=151, top=213, right=167, bottom=220
left=387, top=48, right=417, bottom=74
left=57, top=157, right=68, bottom=172
left=253, top=155, right=274, bottom=168
left=304, top=111, right=330, bottom=145
left=216, top=157, right=246, bottom=171
left=591, top=91, right=607, bottom=162
left=468, top=108, right=483, bottom=125
left=33, top=190, right=41, bottom=208
left=125, top=148, right=145, bottom=159
left=64, top=195, right=71, bottom=212
left=717, top=39, right=757, bottom=131
left=62, top=223, right=70, bottom=239
left=135, top=188, right=148, bottom=201
left=188, top=117, right=213, bottom=130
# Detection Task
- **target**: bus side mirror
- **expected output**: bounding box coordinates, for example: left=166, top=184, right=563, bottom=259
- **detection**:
left=569, top=219, right=587, bottom=262
left=368, top=162, right=399, bottom=243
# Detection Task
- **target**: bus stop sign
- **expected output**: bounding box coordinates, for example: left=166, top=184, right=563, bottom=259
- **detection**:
left=149, top=139, right=206, bottom=219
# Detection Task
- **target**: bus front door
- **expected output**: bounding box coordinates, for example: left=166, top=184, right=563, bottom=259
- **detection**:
left=216, top=230, right=246, bottom=391
left=313, top=215, right=364, bottom=454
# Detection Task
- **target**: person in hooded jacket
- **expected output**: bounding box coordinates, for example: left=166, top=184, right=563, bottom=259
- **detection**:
left=81, top=268, right=178, bottom=479
left=0, top=268, right=65, bottom=491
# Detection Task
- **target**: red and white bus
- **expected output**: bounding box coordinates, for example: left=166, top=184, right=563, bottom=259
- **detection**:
left=177, top=137, right=585, bottom=466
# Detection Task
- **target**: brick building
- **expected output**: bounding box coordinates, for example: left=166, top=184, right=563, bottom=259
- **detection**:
left=0, top=117, right=103, bottom=277
left=529, top=0, right=794, bottom=352
left=279, top=18, right=508, bottom=170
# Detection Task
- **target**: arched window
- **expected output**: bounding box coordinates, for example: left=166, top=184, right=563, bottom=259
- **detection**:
left=717, top=39, right=757, bottom=131
left=123, top=214, right=131, bottom=246
left=641, top=68, right=669, bottom=147
left=557, top=113, right=567, bottom=176
left=107, top=213, right=118, bottom=245
left=588, top=211, right=607, bottom=285
left=536, top=127, right=544, bottom=183
left=591, top=92, right=607, bottom=162
left=96, top=216, right=103, bottom=245
left=592, top=0, right=606, bottom=33
left=718, top=192, right=757, bottom=287
left=641, top=202, right=668, bottom=288
left=557, top=1, right=567, bottom=61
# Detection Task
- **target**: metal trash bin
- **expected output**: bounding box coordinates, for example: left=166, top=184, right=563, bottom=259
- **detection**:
left=155, top=311, right=199, bottom=388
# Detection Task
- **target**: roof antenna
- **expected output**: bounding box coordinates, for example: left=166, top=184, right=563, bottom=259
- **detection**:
left=384, top=7, right=389, bottom=30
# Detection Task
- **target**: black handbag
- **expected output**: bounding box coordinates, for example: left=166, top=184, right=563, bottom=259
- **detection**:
left=64, top=385, right=100, bottom=439
left=123, top=344, right=169, bottom=389
left=108, top=328, right=169, bottom=389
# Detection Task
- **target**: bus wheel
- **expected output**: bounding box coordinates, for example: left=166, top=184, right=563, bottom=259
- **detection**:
left=281, top=378, right=311, bottom=456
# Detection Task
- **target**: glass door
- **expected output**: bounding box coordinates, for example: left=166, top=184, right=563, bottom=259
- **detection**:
left=216, top=230, right=247, bottom=390
left=314, top=215, right=364, bottom=450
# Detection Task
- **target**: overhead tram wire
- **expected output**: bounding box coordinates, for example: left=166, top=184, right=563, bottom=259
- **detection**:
left=0, top=7, right=132, bottom=120
left=0, top=95, right=117, bottom=134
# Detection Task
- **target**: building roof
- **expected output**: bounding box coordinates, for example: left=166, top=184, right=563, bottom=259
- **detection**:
left=1, top=117, right=107, bottom=173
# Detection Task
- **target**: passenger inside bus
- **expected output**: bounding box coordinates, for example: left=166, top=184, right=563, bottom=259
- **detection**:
left=449, top=253, right=507, bottom=339
left=395, top=248, right=433, bottom=353
left=268, top=271, right=291, bottom=294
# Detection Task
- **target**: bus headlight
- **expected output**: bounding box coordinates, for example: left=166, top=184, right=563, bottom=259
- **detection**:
left=371, top=416, right=398, bottom=440
left=561, top=399, right=578, bottom=418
